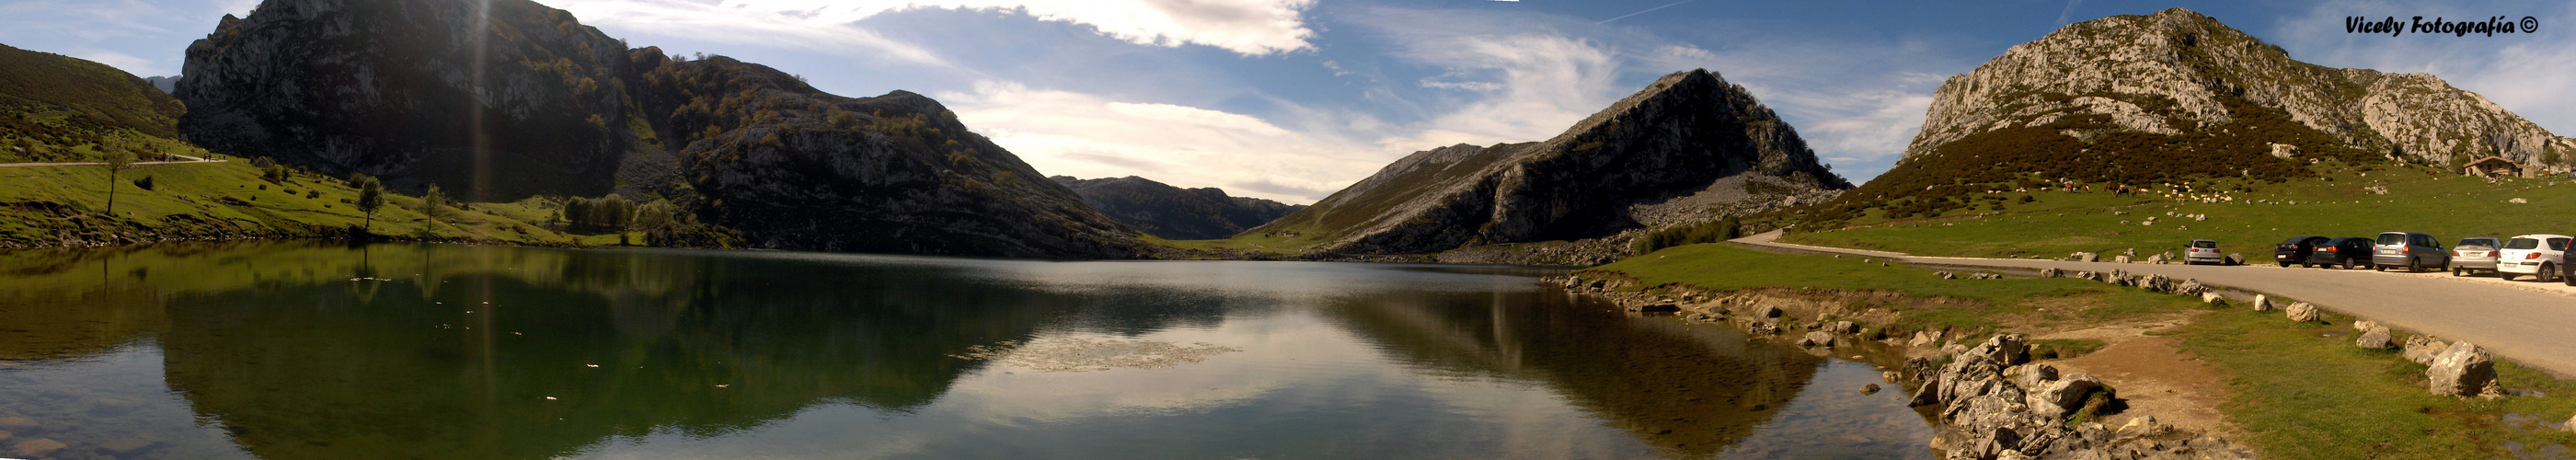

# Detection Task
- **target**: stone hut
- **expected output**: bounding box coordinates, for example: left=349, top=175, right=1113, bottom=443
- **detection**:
left=2463, top=156, right=2524, bottom=178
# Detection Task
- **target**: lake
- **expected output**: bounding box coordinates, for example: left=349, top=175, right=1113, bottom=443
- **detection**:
left=0, top=241, right=1935, bottom=459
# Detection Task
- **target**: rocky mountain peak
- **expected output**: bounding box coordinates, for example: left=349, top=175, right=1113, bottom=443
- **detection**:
left=1909, top=7, right=2573, bottom=167
left=1256, top=68, right=1847, bottom=256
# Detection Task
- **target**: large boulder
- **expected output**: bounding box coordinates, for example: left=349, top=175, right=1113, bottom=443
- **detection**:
left=2284, top=302, right=2321, bottom=322
left=1800, top=331, right=1839, bottom=348
left=2027, top=374, right=2110, bottom=420
left=2426, top=342, right=2498, bottom=397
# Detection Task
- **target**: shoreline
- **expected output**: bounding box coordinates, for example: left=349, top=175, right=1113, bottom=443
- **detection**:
left=1566, top=239, right=2576, bottom=459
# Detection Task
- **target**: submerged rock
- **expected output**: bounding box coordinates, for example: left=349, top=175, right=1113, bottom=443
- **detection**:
left=1800, top=331, right=1838, bottom=348
left=6, top=438, right=66, bottom=458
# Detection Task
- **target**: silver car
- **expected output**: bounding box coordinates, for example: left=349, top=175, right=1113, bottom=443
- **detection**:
left=2371, top=232, right=2448, bottom=272
left=2452, top=237, right=2501, bottom=276
left=2184, top=239, right=2226, bottom=265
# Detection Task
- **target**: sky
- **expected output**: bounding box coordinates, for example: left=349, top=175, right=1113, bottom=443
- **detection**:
left=5, top=0, right=2572, bottom=204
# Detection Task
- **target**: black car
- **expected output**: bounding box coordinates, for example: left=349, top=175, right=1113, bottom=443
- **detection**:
left=2305, top=237, right=2373, bottom=269
left=2273, top=236, right=2328, bottom=267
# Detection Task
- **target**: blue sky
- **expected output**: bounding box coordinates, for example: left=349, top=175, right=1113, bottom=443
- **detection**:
left=6, top=0, right=2572, bottom=203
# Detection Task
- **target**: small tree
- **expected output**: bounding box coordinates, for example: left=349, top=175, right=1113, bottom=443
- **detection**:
left=101, top=142, right=135, bottom=216
left=352, top=173, right=385, bottom=235
left=417, top=184, right=450, bottom=221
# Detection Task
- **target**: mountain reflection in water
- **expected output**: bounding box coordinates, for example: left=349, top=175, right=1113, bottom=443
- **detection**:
left=0, top=241, right=1932, bottom=459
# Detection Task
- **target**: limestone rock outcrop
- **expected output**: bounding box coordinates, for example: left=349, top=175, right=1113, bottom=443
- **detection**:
left=1906, top=7, right=2574, bottom=167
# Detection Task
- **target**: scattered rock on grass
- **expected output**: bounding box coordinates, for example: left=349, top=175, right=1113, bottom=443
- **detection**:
left=2285, top=302, right=2321, bottom=322
left=2201, top=292, right=2226, bottom=305
left=2403, top=335, right=2451, bottom=364
left=2251, top=294, right=2273, bottom=312
left=2353, top=320, right=2377, bottom=332
left=2426, top=341, right=2499, bottom=397
left=2356, top=326, right=2394, bottom=350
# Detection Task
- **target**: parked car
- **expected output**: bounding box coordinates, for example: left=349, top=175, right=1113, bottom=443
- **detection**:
left=2305, top=237, right=2373, bottom=269
left=2184, top=239, right=2226, bottom=265
left=2272, top=236, right=2328, bottom=267
left=2372, top=232, right=2448, bottom=272
left=2452, top=237, right=2502, bottom=277
left=2561, top=249, right=2576, bottom=286
left=2495, top=235, right=2572, bottom=282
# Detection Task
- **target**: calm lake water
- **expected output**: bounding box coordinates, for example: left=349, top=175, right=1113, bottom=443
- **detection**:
left=0, top=241, right=1934, bottom=459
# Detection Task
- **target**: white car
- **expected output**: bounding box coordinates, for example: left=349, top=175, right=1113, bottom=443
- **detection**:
left=2495, top=234, right=2573, bottom=282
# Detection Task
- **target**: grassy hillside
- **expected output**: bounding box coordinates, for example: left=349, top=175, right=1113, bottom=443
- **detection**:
left=1777, top=159, right=2574, bottom=259
left=0, top=43, right=189, bottom=163
left=0, top=150, right=576, bottom=247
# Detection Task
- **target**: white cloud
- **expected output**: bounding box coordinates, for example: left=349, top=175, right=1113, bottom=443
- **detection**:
left=72, top=51, right=156, bottom=74
left=551, top=0, right=1317, bottom=62
left=1373, top=34, right=1624, bottom=153
left=2270, top=0, right=2576, bottom=135
left=937, top=81, right=1383, bottom=203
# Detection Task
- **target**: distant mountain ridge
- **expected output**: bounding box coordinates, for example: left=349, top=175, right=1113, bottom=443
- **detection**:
left=176, top=0, right=1146, bottom=259
left=1254, top=69, right=1849, bottom=257
left=1810, top=8, right=2575, bottom=224
left=0, top=43, right=188, bottom=161
left=1049, top=176, right=1304, bottom=240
